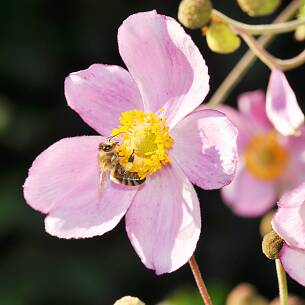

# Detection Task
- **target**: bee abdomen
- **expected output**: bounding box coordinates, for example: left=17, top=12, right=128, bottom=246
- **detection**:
left=112, top=165, right=146, bottom=186
left=123, top=175, right=146, bottom=186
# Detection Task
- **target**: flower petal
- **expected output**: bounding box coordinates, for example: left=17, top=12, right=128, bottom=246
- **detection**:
left=282, top=129, right=305, bottom=186
left=118, top=10, right=209, bottom=128
left=280, top=244, right=305, bottom=286
left=266, top=70, right=304, bottom=136
left=170, top=109, right=238, bottom=190
left=222, top=164, right=276, bottom=217
left=23, top=136, right=137, bottom=239
left=65, top=64, right=143, bottom=136
left=277, top=182, right=305, bottom=208
left=125, top=163, right=201, bottom=275
left=272, top=183, right=305, bottom=249
left=237, top=90, right=271, bottom=129
left=216, top=105, right=253, bottom=153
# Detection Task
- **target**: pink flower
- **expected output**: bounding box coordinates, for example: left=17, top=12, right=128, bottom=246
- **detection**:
left=23, top=11, right=238, bottom=274
left=272, top=183, right=305, bottom=286
left=266, top=70, right=304, bottom=137
left=219, top=90, right=305, bottom=217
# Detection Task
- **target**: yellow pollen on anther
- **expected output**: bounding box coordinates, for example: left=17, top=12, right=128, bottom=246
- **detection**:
left=111, top=110, right=174, bottom=179
left=244, top=131, right=288, bottom=181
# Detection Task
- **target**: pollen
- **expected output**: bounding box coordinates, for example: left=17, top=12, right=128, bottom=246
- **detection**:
left=244, top=131, right=288, bottom=181
left=111, top=110, right=174, bottom=179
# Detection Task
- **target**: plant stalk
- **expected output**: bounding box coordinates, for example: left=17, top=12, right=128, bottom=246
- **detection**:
left=237, top=29, right=305, bottom=70
left=188, top=255, right=213, bottom=305
left=275, top=259, right=289, bottom=305
left=208, top=0, right=303, bottom=107
left=212, top=9, right=305, bottom=36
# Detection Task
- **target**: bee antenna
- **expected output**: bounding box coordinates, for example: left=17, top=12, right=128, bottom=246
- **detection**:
left=107, top=132, right=122, bottom=141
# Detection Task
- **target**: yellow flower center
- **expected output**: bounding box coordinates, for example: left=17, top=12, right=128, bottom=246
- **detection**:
left=244, top=131, right=289, bottom=181
left=111, top=110, right=174, bottom=179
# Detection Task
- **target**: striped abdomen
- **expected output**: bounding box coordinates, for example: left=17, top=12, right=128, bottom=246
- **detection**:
left=111, top=163, right=146, bottom=186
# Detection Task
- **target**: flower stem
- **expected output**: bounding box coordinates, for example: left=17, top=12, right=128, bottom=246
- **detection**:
left=236, top=28, right=305, bottom=71
left=188, top=255, right=213, bottom=305
left=275, top=259, right=289, bottom=305
left=208, top=0, right=302, bottom=107
left=212, top=9, right=305, bottom=36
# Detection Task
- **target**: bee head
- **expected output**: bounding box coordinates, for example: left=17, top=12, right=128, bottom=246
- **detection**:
left=99, top=140, right=119, bottom=153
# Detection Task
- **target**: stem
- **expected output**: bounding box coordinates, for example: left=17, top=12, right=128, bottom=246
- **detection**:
left=237, top=29, right=277, bottom=70
left=188, top=255, right=213, bottom=305
left=208, top=0, right=302, bottom=107
left=237, top=29, right=305, bottom=71
left=213, top=9, right=305, bottom=35
left=277, top=48, right=305, bottom=70
left=275, top=259, right=289, bottom=305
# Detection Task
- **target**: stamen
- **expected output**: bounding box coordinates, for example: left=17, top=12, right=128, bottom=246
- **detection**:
left=244, top=131, right=288, bottom=180
left=111, top=110, right=174, bottom=178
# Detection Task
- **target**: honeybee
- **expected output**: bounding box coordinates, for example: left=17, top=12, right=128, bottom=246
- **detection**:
left=98, top=138, right=146, bottom=187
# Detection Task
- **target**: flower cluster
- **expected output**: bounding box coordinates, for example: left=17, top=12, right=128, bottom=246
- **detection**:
left=22, top=8, right=305, bottom=298
left=23, top=11, right=238, bottom=275
left=272, top=183, right=305, bottom=286
left=219, top=72, right=305, bottom=217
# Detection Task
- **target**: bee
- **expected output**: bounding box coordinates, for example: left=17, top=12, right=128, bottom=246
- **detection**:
left=98, top=138, right=146, bottom=187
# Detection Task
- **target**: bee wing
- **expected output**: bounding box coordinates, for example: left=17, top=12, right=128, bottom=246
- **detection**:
left=99, top=164, right=110, bottom=192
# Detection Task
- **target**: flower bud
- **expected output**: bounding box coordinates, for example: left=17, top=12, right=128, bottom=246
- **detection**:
left=226, top=283, right=269, bottom=305
left=236, top=0, right=282, bottom=17
left=295, top=1, right=305, bottom=41
left=114, top=296, right=145, bottom=305
left=259, top=210, right=275, bottom=238
left=262, top=230, right=284, bottom=260
left=204, top=22, right=241, bottom=54
left=178, top=0, right=212, bottom=29
left=270, top=295, right=305, bottom=305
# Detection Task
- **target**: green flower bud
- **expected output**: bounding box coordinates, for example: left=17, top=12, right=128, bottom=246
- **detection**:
left=295, top=0, right=305, bottom=41
left=262, top=230, right=284, bottom=260
left=237, top=0, right=282, bottom=17
left=114, top=296, right=145, bottom=305
left=259, top=210, right=275, bottom=238
left=205, top=22, right=241, bottom=54
left=178, top=0, right=212, bottom=29
left=226, top=283, right=269, bottom=305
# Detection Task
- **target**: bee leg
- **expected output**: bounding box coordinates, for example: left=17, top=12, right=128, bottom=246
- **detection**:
left=127, top=150, right=135, bottom=163
left=124, top=150, right=135, bottom=172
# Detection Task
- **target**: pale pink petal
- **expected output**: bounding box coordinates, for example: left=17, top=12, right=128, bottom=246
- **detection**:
left=125, top=163, right=201, bottom=275
left=272, top=183, right=305, bottom=249
left=266, top=70, right=304, bottom=136
left=277, top=182, right=305, bottom=208
left=23, top=136, right=137, bottom=239
left=280, top=244, right=305, bottom=286
left=65, top=64, right=143, bottom=136
left=238, top=90, right=271, bottom=129
left=170, top=109, right=237, bottom=190
left=272, top=203, right=305, bottom=249
left=222, top=164, right=276, bottom=217
left=118, top=10, right=209, bottom=128
left=287, top=125, right=305, bottom=149
left=216, top=105, right=253, bottom=153
left=282, top=129, right=305, bottom=186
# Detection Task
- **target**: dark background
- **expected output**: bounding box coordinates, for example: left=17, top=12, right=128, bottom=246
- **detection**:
left=0, top=1, right=304, bottom=304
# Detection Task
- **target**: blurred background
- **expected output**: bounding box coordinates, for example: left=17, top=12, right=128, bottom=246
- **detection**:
left=0, top=0, right=304, bottom=304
